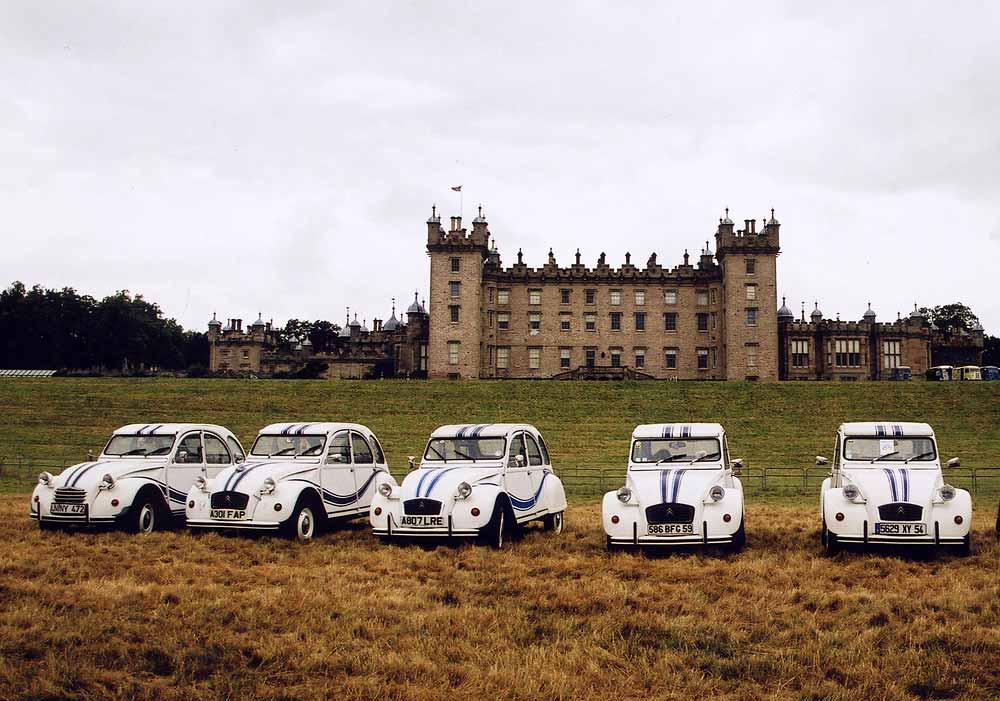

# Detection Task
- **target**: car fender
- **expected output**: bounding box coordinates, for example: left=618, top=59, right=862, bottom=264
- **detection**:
left=930, top=488, right=972, bottom=538
left=823, top=488, right=866, bottom=535
left=602, top=489, right=640, bottom=537
left=451, top=483, right=502, bottom=529
left=93, top=476, right=153, bottom=518
left=540, top=471, right=567, bottom=513
left=256, top=480, right=323, bottom=523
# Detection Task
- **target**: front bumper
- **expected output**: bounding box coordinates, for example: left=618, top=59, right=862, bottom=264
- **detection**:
left=608, top=520, right=738, bottom=547
left=187, top=518, right=281, bottom=531
left=372, top=513, right=479, bottom=539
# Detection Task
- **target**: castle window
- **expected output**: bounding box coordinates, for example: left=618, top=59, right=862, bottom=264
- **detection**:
left=635, top=290, right=646, bottom=306
left=746, top=343, right=759, bottom=368
left=560, top=348, right=571, bottom=368
left=610, top=312, right=622, bottom=331
left=221, top=349, right=231, bottom=357
left=528, top=289, right=541, bottom=305
left=585, top=347, right=597, bottom=367
left=528, top=312, right=541, bottom=333
left=791, top=340, right=809, bottom=368
left=711, top=347, right=718, bottom=368
left=488, top=310, right=494, bottom=328
left=610, top=290, right=621, bottom=306
left=585, top=313, right=596, bottom=331
left=834, top=339, right=861, bottom=367
left=697, top=313, right=709, bottom=332
left=450, top=305, right=460, bottom=323
left=497, top=312, right=510, bottom=330
left=664, top=290, right=677, bottom=305
left=450, top=257, right=461, bottom=273
left=496, top=346, right=509, bottom=369
left=448, top=341, right=460, bottom=365
left=559, top=313, right=571, bottom=332
left=746, top=308, right=757, bottom=326
left=711, top=312, right=717, bottom=330
left=449, top=281, right=461, bottom=298
left=710, top=289, right=717, bottom=305
left=634, top=312, right=646, bottom=331
left=610, top=348, right=622, bottom=368
left=497, top=289, right=510, bottom=305
left=746, top=284, right=757, bottom=301
left=696, top=290, right=709, bottom=306
left=585, top=289, right=596, bottom=305
left=560, top=289, right=571, bottom=304
left=746, top=259, right=756, bottom=275
left=528, top=347, right=541, bottom=369
left=664, top=312, right=677, bottom=332
left=488, top=287, right=494, bottom=303
left=697, top=348, right=709, bottom=369
left=883, top=340, right=901, bottom=369
left=419, top=344, right=427, bottom=371
left=634, top=348, right=646, bottom=368
left=664, top=348, right=678, bottom=369
left=242, top=350, right=249, bottom=359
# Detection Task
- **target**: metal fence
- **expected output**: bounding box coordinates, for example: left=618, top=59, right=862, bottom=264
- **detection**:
left=4, top=456, right=1000, bottom=498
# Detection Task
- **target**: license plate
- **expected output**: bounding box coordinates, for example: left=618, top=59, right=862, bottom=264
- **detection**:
left=647, top=523, right=694, bottom=536
left=210, top=508, right=247, bottom=520
left=399, top=515, right=444, bottom=528
left=874, top=522, right=927, bottom=535
left=50, top=503, right=87, bottom=515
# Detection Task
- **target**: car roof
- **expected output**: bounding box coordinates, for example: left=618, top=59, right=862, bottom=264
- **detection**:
left=632, top=423, right=724, bottom=439
left=258, top=422, right=375, bottom=436
left=839, top=422, right=934, bottom=437
left=430, top=423, right=537, bottom=439
left=114, top=423, right=235, bottom=437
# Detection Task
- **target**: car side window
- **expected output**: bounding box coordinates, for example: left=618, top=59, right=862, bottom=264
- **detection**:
left=537, top=436, right=551, bottom=465
left=204, top=434, right=231, bottom=465
left=351, top=431, right=374, bottom=464
left=370, top=436, right=386, bottom=464
left=227, top=436, right=245, bottom=462
left=525, top=434, right=543, bottom=466
left=508, top=433, right=526, bottom=467
left=327, top=431, right=351, bottom=464
left=174, top=432, right=204, bottom=464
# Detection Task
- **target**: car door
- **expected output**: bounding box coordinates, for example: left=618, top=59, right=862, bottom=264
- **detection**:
left=504, top=432, right=536, bottom=519
left=523, top=432, right=545, bottom=497
left=322, top=430, right=358, bottom=517
left=203, top=432, right=233, bottom=479
left=169, top=431, right=205, bottom=514
left=350, top=431, right=377, bottom=511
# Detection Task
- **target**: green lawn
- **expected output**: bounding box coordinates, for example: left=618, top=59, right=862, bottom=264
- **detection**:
left=1, top=378, right=998, bottom=497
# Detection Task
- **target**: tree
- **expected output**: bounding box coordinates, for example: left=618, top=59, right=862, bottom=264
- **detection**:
left=984, top=336, right=1000, bottom=366
left=918, top=303, right=980, bottom=335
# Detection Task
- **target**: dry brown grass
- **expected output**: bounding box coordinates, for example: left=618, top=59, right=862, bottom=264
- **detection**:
left=1, top=496, right=999, bottom=700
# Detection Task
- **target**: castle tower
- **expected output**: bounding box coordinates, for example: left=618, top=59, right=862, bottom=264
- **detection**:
left=426, top=206, right=490, bottom=379
left=715, top=209, right=781, bottom=380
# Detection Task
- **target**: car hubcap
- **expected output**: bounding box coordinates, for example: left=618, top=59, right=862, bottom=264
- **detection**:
left=497, top=512, right=504, bottom=548
left=554, top=513, right=563, bottom=534
left=298, top=508, right=314, bottom=539
left=140, top=505, right=155, bottom=533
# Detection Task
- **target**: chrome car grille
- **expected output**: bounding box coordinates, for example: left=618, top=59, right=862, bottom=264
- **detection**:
left=53, top=488, right=86, bottom=504
left=645, top=502, right=695, bottom=525
left=878, top=502, right=923, bottom=522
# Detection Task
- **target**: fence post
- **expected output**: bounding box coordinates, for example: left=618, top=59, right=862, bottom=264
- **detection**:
left=971, top=467, right=977, bottom=494
left=761, top=466, right=767, bottom=492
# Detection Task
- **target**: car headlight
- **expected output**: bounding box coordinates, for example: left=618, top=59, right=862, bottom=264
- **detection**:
left=38, top=471, right=53, bottom=487
left=100, top=473, right=115, bottom=490
left=378, top=482, right=393, bottom=498
left=261, top=477, right=276, bottom=495
left=939, top=484, right=956, bottom=502
left=843, top=484, right=860, bottom=501
left=617, top=486, right=632, bottom=503
left=194, top=475, right=208, bottom=492
left=709, top=485, right=725, bottom=502
left=455, top=482, right=472, bottom=500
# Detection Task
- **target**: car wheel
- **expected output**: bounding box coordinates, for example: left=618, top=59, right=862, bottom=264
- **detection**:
left=287, top=500, right=318, bottom=541
left=38, top=519, right=59, bottom=532
left=543, top=511, right=564, bottom=535
left=822, top=518, right=840, bottom=556
left=730, top=514, right=746, bottom=553
left=481, top=499, right=510, bottom=549
left=127, top=494, right=163, bottom=534
left=954, top=533, right=971, bottom=557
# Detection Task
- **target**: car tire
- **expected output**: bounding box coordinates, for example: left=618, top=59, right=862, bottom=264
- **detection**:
left=822, top=518, right=840, bottom=556
left=126, top=493, right=164, bottom=534
left=729, top=514, right=746, bottom=553
left=954, top=533, right=971, bottom=557
left=481, top=498, right=511, bottom=549
left=542, top=511, right=564, bottom=535
left=38, top=519, right=59, bottom=532
left=285, top=498, right=320, bottom=541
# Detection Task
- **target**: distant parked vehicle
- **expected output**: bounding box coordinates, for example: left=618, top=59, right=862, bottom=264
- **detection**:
left=818, top=422, right=970, bottom=555
left=982, top=366, right=999, bottom=381
left=186, top=422, right=395, bottom=540
left=925, top=366, right=953, bottom=381
left=602, top=423, right=745, bottom=551
left=889, top=366, right=912, bottom=381
left=31, top=423, right=244, bottom=533
left=952, top=366, right=982, bottom=381
left=370, top=424, right=567, bottom=548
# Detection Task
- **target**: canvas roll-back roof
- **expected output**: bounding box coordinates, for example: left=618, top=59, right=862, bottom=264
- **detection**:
left=632, top=423, right=724, bottom=439
left=431, top=423, right=533, bottom=439
left=114, top=423, right=234, bottom=437
left=259, top=422, right=374, bottom=436
left=839, top=422, right=934, bottom=437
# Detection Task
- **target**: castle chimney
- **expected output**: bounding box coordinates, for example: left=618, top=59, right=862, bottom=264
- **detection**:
left=450, top=216, right=462, bottom=232
left=471, top=205, right=489, bottom=246
left=427, top=205, right=442, bottom=244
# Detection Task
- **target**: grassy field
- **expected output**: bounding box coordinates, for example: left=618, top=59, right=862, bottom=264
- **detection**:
left=1, top=497, right=999, bottom=700
left=1, top=378, right=999, bottom=496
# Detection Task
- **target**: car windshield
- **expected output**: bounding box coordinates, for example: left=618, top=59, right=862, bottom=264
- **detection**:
left=631, top=438, right=722, bottom=467
left=843, top=437, right=937, bottom=464
left=250, top=434, right=326, bottom=457
left=423, top=437, right=507, bottom=463
left=104, top=434, right=176, bottom=457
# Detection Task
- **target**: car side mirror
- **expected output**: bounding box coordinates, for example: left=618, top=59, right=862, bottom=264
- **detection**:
left=178, top=450, right=188, bottom=463
left=947, top=457, right=960, bottom=467
left=407, top=456, right=416, bottom=470
left=516, top=454, right=526, bottom=468
left=235, top=455, right=244, bottom=464
left=730, top=458, right=743, bottom=475
left=815, top=456, right=829, bottom=466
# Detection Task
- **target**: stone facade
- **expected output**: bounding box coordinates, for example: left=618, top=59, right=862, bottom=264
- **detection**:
left=426, top=208, right=782, bottom=380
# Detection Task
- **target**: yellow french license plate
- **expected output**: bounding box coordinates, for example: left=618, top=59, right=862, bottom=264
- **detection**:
left=210, top=508, right=247, bottom=520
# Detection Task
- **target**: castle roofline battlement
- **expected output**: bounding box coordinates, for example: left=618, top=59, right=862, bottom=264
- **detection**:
left=484, top=261, right=719, bottom=283
left=784, top=318, right=929, bottom=335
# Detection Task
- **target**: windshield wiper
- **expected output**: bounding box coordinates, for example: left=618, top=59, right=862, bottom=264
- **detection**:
left=686, top=453, right=719, bottom=465
left=147, top=447, right=171, bottom=456
left=656, top=453, right=686, bottom=465
left=428, top=445, right=448, bottom=462
left=122, top=448, right=148, bottom=456
left=273, top=447, right=297, bottom=456
left=904, top=451, right=935, bottom=464
left=871, top=451, right=900, bottom=463
left=453, top=449, right=476, bottom=462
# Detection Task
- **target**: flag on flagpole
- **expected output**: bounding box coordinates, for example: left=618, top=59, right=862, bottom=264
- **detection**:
left=451, top=185, right=462, bottom=192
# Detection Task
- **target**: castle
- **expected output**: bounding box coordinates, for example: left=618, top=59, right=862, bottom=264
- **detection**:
left=208, top=207, right=983, bottom=380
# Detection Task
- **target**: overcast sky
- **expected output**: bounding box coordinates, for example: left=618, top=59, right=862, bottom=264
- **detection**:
left=4, top=2, right=998, bottom=333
